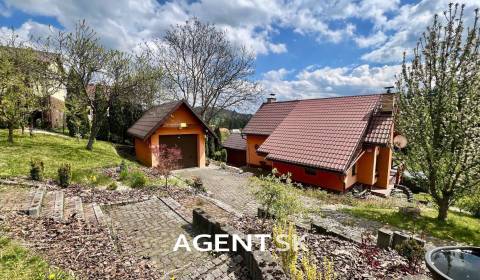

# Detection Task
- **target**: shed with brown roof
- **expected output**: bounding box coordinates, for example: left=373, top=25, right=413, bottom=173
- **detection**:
left=222, top=132, right=247, bottom=167
left=127, top=100, right=215, bottom=168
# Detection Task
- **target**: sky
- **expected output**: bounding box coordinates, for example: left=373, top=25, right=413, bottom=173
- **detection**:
left=1, top=0, right=480, bottom=102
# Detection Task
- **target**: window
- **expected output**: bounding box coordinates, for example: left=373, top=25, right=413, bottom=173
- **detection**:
left=305, top=167, right=316, bottom=176
left=352, top=163, right=357, bottom=176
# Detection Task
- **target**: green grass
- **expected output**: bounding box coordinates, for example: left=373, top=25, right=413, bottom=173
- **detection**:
left=344, top=206, right=480, bottom=246
left=0, top=129, right=128, bottom=182
left=0, top=237, right=73, bottom=280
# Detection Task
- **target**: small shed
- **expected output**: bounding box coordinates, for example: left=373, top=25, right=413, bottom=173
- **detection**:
left=222, top=132, right=247, bottom=167
left=127, top=100, right=216, bottom=169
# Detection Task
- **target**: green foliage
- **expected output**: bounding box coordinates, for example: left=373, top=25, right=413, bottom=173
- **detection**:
left=395, top=4, right=480, bottom=220
left=0, top=130, right=127, bottom=179
left=107, top=181, right=118, bottom=191
left=190, top=176, right=206, bottom=192
left=344, top=206, right=480, bottom=246
left=65, top=69, right=90, bottom=138
left=0, top=38, right=39, bottom=143
left=214, top=149, right=227, bottom=162
left=395, top=238, right=426, bottom=271
left=457, top=190, right=480, bottom=218
left=129, top=171, right=146, bottom=188
left=30, top=159, right=44, bottom=181
left=0, top=237, right=73, bottom=280
left=57, top=163, right=72, bottom=188
left=253, top=169, right=303, bottom=222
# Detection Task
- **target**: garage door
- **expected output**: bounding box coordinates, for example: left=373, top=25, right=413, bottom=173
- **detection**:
left=159, top=134, right=198, bottom=168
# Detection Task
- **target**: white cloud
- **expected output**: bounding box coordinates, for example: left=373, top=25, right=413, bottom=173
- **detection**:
left=354, top=31, right=387, bottom=48
left=361, top=0, right=480, bottom=63
left=261, top=64, right=400, bottom=100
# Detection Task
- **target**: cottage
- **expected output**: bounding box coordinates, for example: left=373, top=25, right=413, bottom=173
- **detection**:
left=226, top=93, right=395, bottom=192
left=127, top=100, right=215, bottom=169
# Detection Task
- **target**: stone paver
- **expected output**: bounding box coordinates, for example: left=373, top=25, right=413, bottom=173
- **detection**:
left=175, top=167, right=259, bottom=215
left=105, top=197, right=248, bottom=279
left=0, top=185, right=33, bottom=212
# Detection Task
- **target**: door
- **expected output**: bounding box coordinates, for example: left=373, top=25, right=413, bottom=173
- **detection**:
left=159, top=134, right=198, bottom=168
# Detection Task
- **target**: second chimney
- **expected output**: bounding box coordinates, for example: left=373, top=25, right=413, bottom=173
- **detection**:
left=266, top=93, right=276, bottom=103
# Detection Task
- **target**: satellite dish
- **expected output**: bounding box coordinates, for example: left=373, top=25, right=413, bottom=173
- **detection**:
left=393, top=135, right=408, bottom=149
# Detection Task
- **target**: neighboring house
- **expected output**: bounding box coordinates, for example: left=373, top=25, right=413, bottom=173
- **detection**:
left=31, top=50, right=67, bottom=129
left=222, top=132, right=247, bottom=167
left=232, top=93, right=395, bottom=192
left=127, top=100, right=216, bottom=169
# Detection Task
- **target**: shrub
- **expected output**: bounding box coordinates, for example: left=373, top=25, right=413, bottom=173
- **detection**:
left=119, top=168, right=129, bottom=181
left=191, top=176, right=206, bottom=192
left=395, top=238, right=425, bottom=272
left=57, top=163, right=72, bottom=188
left=107, top=181, right=118, bottom=191
left=119, top=160, right=127, bottom=173
left=129, top=171, right=146, bottom=188
left=30, top=159, right=44, bottom=181
left=457, top=191, right=480, bottom=217
left=253, top=169, right=302, bottom=222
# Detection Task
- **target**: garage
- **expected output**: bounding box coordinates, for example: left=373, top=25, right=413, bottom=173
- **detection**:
left=222, top=132, right=247, bottom=167
left=127, top=100, right=217, bottom=169
left=159, top=134, right=198, bottom=168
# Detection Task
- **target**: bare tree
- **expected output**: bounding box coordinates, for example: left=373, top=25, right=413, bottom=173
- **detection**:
left=156, top=18, right=261, bottom=124
left=43, top=20, right=162, bottom=150
left=396, top=4, right=480, bottom=221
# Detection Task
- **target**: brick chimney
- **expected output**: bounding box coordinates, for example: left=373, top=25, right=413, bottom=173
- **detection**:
left=266, top=93, right=276, bottom=103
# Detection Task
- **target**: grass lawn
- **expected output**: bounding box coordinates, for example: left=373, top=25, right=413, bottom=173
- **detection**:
left=0, top=237, right=73, bottom=280
left=344, top=206, right=480, bottom=246
left=0, top=129, right=130, bottom=183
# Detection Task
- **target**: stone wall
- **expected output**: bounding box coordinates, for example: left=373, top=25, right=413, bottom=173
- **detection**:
left=193, top=208, right=287, bottom=280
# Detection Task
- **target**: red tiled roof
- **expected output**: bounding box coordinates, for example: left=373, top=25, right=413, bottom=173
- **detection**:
left=364, top=114, right=393, bottom=145
left=222, top=133, right=246, bottom=151
left=242, top=101, right=298, bottom=135
left=257, top=94, right=382, bottom=173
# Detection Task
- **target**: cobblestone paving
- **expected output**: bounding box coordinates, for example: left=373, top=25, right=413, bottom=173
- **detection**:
left=105, top=197, right=249, bottom=279
left=175, top=167, right=259, bottom=215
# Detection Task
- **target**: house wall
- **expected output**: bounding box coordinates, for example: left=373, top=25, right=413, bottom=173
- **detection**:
left=374, top=146, right=392, bottom=188
left=272, top=161, right=345, bottom=192
left=356, top=146, right=379, bottom=185
left=134, top=104, right=206, bottom=168
left=246, top=134, right=271, bottom=167
left=344, top=164, right=358, bottom=189
left=134, top=137, right=152, bottom=166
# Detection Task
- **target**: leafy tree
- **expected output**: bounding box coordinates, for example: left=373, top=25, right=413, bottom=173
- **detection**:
left=156, top=18, right=262, bottom=124
left=65, top=69, right=90, bottom=138
left=0, top=33, right=39, bottom=143
left=153, top=144, right=183, bottom=188
left=396, top=4, right=480, bottom=221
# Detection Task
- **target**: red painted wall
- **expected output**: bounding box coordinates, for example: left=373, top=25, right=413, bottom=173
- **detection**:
left=272, top=161, right=345, bottom=192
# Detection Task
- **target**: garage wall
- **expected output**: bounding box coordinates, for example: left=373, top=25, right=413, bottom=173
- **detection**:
left=149, top=104, right=206, bottom=168
left=134, top=137, right=153, bottom=166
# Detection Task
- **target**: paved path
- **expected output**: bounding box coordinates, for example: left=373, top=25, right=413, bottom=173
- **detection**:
left=105, top=197, right=249, bottom=279
left=175, top=166, right=259, bottom=215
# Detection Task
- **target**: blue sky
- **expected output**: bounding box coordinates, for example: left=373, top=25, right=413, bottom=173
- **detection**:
left=1, top=0, right=480, bottom=101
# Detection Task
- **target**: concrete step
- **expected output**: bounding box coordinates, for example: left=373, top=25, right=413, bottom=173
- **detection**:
left=27, top=186, right=46, bottom=217
left=52, top=191, right=64, bottom=221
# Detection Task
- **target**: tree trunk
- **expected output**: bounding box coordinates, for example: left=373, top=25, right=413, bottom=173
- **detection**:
left=86, top=113, right=98, bottom=151
left=437, top=199, right=449, bottom=221
left=7, top=124, right=14, bottom=143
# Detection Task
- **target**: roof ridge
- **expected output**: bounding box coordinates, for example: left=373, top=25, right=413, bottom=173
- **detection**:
left=269, top=92, right=391, bottom=104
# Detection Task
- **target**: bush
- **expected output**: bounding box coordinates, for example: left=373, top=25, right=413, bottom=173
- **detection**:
left=457, top=193, right=480, bottom=217
left=395, top=238, right=425, bottom=272
left=253, top=169, right=303, bottom=222
left=30, top=159, right=44, bottom=181
left=57, top=163, right=72, bottom=188
left=213, top=149, right=227, bottom=162
left=107, top=181, right=118, bottom=191
left=119, top=169, right=129, bottom=181
left=191, top=176, right=206, bottom=192
left=119, top=160, right=127, bottom=173
left=129, top=171, right=146, bottom=188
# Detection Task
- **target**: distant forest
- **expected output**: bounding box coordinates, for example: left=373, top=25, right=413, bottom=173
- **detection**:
left=209, top=108, right=252, bottom=130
